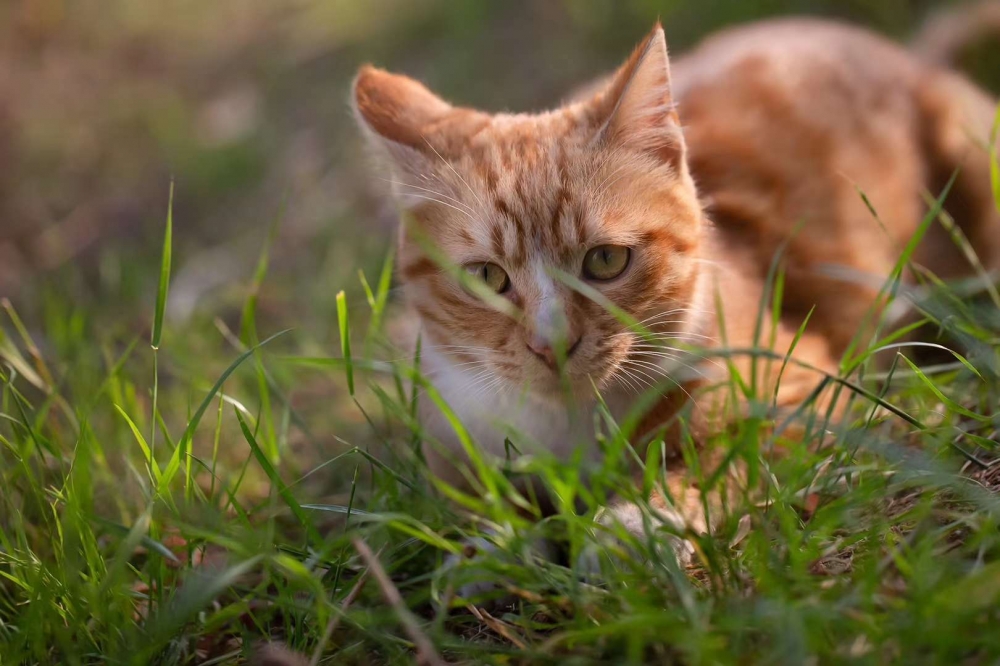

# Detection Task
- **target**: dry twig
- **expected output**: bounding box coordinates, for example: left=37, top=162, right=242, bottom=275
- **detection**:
left=352, top=537, right=446, bottom=666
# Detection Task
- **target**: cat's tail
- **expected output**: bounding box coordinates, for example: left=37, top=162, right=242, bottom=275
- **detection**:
left=912, top=0, right=1000, bottom=66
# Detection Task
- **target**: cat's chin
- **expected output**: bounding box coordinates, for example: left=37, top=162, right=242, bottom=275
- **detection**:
left=510, top=370, right=619, bottom=406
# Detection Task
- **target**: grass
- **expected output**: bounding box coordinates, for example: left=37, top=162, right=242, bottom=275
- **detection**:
left=1, top=173, right=998, bottom=665
left=4, top=1, right=1000, bottom=662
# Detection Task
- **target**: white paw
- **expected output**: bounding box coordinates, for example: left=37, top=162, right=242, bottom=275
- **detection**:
left=577, top=502, right=695, bottom=578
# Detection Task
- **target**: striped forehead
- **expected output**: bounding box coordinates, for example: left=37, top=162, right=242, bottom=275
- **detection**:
left=461, top=131, right=595, bottom=268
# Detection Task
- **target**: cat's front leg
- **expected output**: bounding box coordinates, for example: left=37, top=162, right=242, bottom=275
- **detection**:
left=579, top=475, right=714, bottom=576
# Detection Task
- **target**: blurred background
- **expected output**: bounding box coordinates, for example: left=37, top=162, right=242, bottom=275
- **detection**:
left=1, top=0, right=997, bottom=479
left=4, top=0, right=1000, bottom=317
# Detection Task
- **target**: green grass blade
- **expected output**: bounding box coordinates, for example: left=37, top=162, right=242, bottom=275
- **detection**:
left=369, top=248, right=395, bottom=337
left=990, top=102, right=1000, bottom=214
left=898, top=355, right=988, bottom=421
left=138, top=555, right=263, bottom=660
left=839, top=172, right=957, bottom=367
left=235, top=408, right=321, bottom=545
left=151, top=180, right=174, bottom=350
left=336, top=291, right=354, bottom=396
left=158, top=329, right=291, bottom=495
left=114, top=404, right=161, bottom=484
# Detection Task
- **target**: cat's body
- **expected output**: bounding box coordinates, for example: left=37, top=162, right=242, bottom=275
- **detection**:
left=354, top=16, right=999, bottom=553
left=669, top=19, right=999, bottom=353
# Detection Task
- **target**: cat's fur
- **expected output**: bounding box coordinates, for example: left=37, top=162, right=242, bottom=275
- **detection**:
left=353, top=17, right=999, bottom=557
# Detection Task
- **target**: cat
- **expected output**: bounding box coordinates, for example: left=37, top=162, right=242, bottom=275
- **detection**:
left=352, top=14, right=1000, bottom=569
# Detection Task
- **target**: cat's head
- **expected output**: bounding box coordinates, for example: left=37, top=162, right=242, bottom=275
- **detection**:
left=353, top=25, right=708, bottom=398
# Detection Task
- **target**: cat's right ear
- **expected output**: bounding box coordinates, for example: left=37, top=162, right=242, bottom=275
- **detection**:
left=353, top=65, right=481, bottom=177
left=352, top=65, right=448, bottom=177
left=353, top=66, right=452, bottom=149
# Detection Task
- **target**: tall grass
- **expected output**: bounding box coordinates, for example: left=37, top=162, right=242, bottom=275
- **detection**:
left=0, top=173, right=999, bottom=665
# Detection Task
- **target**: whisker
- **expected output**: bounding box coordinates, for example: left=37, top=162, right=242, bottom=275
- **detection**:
left=633, top=308, right=707, bottom=324
left=393, top=192, right=482, bottom=223
left=462, top=371, right=504, bottom=401
left=628, top=364, right=655, bottom=389
left=620, top=326, right=720, bottom=341
left=613, top=368, right=645, bottom=396
left=630, top=309, right=714, bottom=326
left=626, top=367, right=657, bottom=392
left=381, top=178, right=477, bottom=214
left=629, top=341, right=711, bottom=355
left=627, top=356, right=711, bottom=381
left=593, top=168, right=634, bottom=202
left=592, top=160, right=633, bottom=199
left=585, top=144, right=629, bottom=191
left=692, top=257, right=725, bottom=270
left=625, top=331, right=719, bottom=343
left=609, top=325, right=704, bottom=340
left=611, top=319, right=690, bottom=332
left=470, top=374, right=508, bottom=402
left=421, top=360, right=495, bottom=378
left=629, top=345, right=710, bottom=359
left=425, top=344, right=502, bottom=353
left=629, top=350, right=721, bottom=377
left=619, top=363, right=659, bottom=391
left=422, top=137, right=488, bottom=211
left=632, top=346, right=724, bottom=372
left=619, top=359, right=699, bottom=406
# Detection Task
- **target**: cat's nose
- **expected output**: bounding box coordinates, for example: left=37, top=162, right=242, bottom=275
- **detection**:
left=527, top=334, right=582, bottom=369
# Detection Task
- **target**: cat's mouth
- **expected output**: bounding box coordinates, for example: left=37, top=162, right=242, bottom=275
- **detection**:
left=519, top=347, right=624, bottom=396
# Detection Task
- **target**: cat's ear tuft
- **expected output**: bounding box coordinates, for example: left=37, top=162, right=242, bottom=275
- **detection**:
left=591, top=23, right=685, bottom=168
left=352, top=65, right=453, bottom=152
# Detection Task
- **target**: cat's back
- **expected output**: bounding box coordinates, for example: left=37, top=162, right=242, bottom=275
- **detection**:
left=673, top=18, right=920, bottom=97
left=568, top=16, right=998, bottom=352
left=668, top=17, right=998, bottom=352
left=673, top=17, right=927, bottom=226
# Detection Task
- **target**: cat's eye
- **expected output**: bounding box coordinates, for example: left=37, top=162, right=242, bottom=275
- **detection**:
left=583, top=245, right=631, bottom=281
left=466, top=262, right=511, bottom=294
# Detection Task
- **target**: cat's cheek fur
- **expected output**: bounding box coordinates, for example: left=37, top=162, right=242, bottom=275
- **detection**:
left=415, top=344, right=632, bottom=481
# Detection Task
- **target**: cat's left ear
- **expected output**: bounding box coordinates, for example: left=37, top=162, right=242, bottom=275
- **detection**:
left=590, top=23, right=685, bottom=169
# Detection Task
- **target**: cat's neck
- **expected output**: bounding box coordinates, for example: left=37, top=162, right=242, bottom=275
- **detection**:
left=418, top=342, right=624, bottom=464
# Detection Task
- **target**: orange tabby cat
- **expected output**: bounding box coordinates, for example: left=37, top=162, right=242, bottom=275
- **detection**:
left=352, top=17, right=999, bottom=562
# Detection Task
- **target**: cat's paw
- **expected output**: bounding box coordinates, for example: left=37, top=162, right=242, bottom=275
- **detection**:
left=577, top=501, right=695, bottom=579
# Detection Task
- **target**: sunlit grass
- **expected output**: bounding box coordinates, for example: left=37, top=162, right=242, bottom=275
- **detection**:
left=1, top=176, right=999, bottom=665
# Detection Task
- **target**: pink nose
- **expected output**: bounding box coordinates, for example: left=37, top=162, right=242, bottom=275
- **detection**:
left=527, top=335, right=582, bottom=369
